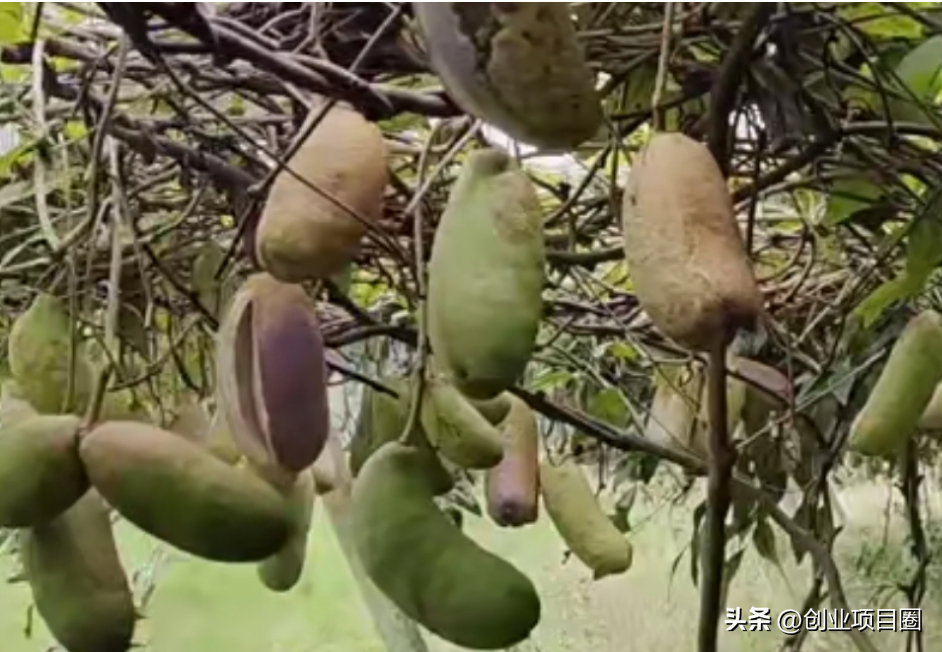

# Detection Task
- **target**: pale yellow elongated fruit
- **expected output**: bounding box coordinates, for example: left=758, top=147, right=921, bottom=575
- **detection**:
left=622, top=133, right=764, bottom=351
left=539, top=459, right=633, bottom=579
left=256, top=101, right=388, bottom=282
left=643, top=363, right=703, bottom=454
left=419, top=377, right=504, bottom=469
left=850, top=310, right=942, bottom=457
left=427, top=148, right=546, bottom=399
left=413, top=3, right=602, bottom=151
left=216, top=273, right=330, bottom=474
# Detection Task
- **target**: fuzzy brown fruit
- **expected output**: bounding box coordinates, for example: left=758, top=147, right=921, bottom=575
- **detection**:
left=256, top=101, right=388, bottom=282
left=216, top=273, right=330, bottom=474
left=622, top=133, right=763, bottom=351
left=413, top=3, right=602, bottom=151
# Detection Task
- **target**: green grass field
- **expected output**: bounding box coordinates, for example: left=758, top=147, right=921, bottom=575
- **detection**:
left=2, top=477, right=939, bottom=652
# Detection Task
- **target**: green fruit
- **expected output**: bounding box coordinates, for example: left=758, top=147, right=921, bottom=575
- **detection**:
left=79, top=421, right=291, bottom=562
left=539, top=460, right=633, bottom=579
left=350, top=377, right=413, bottom=476
left=257, top=470, right=316, bottom=593
left=0, top=379, right=38, bottom=428
left=427, top=148, right=545, bottom=400
left=22, top=491, right=136, bottom=652
left=8, top=294, right=95, bottom=414
left=420, top=377, right=504, bottom=469
left=849, top=310, right=942, bottom=457
left=0, top=414, right=87, bottom=527
left=351, top=442, right=541, bottom=650
left=469, top=392, right=513, bottom=425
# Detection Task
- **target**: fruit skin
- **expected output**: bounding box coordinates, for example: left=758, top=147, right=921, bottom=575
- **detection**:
left=485, top=395, right=540, bottom=527
left=257, top=470, right=316, bottom=593
left=427, top=148, right=546, bottom=400
left=79, top=421, right=291, bottom=562
left=0, top=414, right=87, bottom=527
left=469, top=392, right=513, bottom=425
left=8, top=293, right=95, bottom=414
left=643, top=363, right=703, bottom=454
left=539, top=459, right=633, bottom=579
left=919, top=382, right=942, bottom=431
left=849, top=310, right=942, bottom=457
left=216, top=273, right=330, bottom=474
left=413, top=3, right=602, bottom=151
left=350, top=442, right=541, bottom=650
left=622, top=133, right=763, bottom=352
left=420, top=377, right=504, bottom=469
left=22, top=491, right=136, bottom=652
left=349, top=377, right=413, bottom=476
left=256, top=101, right=388, bottom=282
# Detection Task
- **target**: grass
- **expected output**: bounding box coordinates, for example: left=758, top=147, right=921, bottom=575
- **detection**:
left=2, top=476, right=941, bottom=652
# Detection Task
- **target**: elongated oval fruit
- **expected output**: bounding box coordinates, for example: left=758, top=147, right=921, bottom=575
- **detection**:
left=849, top=311, right=942, bottom=457
left=256, top=101, right=388, bottom=282
left=349, top=377, right=412, bottom=476
left=643, top=363, right=703, bottom=455
left=0, top=379, right=38, bottom=428
left=420, top=377, right=504, bottom=469
left=216, top=273, right=330, bottom=473
left=0, top=414, right=87, bottom=527
left=485, top=395, right=540, bottom=527
left=8, top=293, right=95, bottom=414
left=469, top=392, right=514, bottom=426
left=79, top=421, right=292, bottom=562
left=413, top=3, right=602, bottom=151
left=351, top=442, right=541, bottom=649
left=427, top=148, right=546, bottom=399
left=22, top=491, right=136, bottom=652
left=257, top=469, right=316, bottom=593
left=539, top=459, right=633, bottom=579
left=622, top=133, right=764, bottom=352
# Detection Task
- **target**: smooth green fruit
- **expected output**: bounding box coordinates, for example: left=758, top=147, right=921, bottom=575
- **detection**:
left=350, top=377, right=412, bottom=476
left=22, top=491, right=136, bottom=652
left=540, top=460, right=633, bottom=579
left=420, top=377, right=504, bottom=469
left=79, top=421, right=291, bottom=562
left=427, top=148, right=546, bottom=400
left=469, top=392, right=513, bottom=425
left=0, top=414, right=87, bottom=527
left=8, top=294, right=95, bottom=414
left=257, top=470, right=316, bottom=592
left=351, top=442, right=541, bottom=650
left=849, top=310, right=942, bottom=457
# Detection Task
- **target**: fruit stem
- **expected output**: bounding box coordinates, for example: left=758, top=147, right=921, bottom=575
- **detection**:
left=697, top=340, right=734, bottom=652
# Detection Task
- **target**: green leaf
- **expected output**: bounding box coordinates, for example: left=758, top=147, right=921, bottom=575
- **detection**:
left=0, top=3, right=22, bottom=44
left=752, top=518, right=778, bottom=564
left=529, top=369, right=574, bottom=393
left=888, top=35, right=942, bottom=124
left=837, top=3, right=925, bottom=40
left=586, top=387, right=629, bottom=428
left=824, top=175, right=884, bottom=226
left=853, top=275, right=919, bottom=329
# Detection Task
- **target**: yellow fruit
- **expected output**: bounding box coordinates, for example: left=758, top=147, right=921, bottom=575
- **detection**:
left=22, top=491, right=136, bottom=652
left=849, top=310, right=942, bottom=457
left=427, top=148, right=545, bottom=399
left=413, top=3, right=602, bottom=151
left=350, top=442, right=541, bottom=649
left=256, top=101, right=388, bottom=282
left=79, top=421, right=292, bottom=562
left=622, top=133, right=763, bottom=351
left=485, top=395, right=540, bottom=527
left=0, top=414, right=87, bottom=527
left=539, top=459, right=633, bottom=579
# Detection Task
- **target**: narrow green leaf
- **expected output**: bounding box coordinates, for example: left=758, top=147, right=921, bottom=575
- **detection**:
left=752, top=517, right=778, bottom=564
